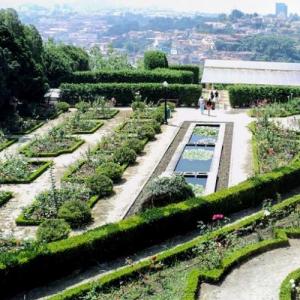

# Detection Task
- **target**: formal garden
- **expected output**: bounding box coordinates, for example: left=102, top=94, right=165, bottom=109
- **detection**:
left=1, top=9, right=300, bottom=299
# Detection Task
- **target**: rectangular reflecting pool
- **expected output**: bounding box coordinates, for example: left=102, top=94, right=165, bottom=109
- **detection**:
left=175, top=145, right=215, bottom=173
left=189, top=125, right=219, bottom=144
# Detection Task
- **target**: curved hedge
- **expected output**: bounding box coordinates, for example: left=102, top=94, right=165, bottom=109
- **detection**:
left=60, top=83, right=202, bottom=106
left=0, top=160, right=300, bottom=296
left=65, top=69, right=194, bottom=85
left=228, top=85, right=300, bottom=107
left=169, top=65, right=200, bottom=84
left=280, top=268, right=300, bottom=300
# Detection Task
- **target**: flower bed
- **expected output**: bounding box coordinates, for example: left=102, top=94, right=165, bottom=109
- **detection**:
left=82, top=108, right=119, bottom=120
left=16, top=184, right=97, bottom=226
left=0, top=191, right=13, bottom=207
left=0, top=156, right=52, bottom=184
left=20, top=127, right=84, bottom=157
left=250, top=115, right=300, bottom=174
left=0, top=134, right=18, bottom=152
left=48, top=194, right=300, bottom=300
left=250, top=98, right=300, bottom=118
left=63, top=114, right=104, bottom=134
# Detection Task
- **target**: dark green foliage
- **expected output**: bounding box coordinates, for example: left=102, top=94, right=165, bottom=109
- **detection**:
left=142, top=175, right=194, bottom=209
left=144, top=50, right=168, bottom=70
left=60, top=83, right=202, bottom=106
left=36, top=219, right=71, bottom=243
left=43, top=41, right=89, bottom=87
left=55, top=102, right=70, bottom=112
left=0, top=191, right=12, bottom=207
left=113, top=146, right=137, bottom=165
left=85, top=173, right=113, bottom=196
left=0, top=9, right=48, bottom=109
left=228, top=85, right=300, bottom=107
left=57, top=200, right=91, bottom=228
left=66, top=69, right=193, bottom=84
left=96, top=162, right=123, bottom=183
left=169, top=65, right=200, bottom=83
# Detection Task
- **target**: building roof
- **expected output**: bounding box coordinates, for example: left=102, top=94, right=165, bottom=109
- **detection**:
left=44, top=89, right=61, bottom=99
left=201, top=59, right=300, bottom=86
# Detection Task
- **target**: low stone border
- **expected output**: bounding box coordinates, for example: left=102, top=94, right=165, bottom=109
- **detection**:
left=0, top=161, right=52, bottom=184
left=20, top=139, right=85, bottom=157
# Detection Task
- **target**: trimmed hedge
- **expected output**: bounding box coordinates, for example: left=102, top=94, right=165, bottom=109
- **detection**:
left=60, top=83, right=202, bottom=106
left=228, top=85, right=300, bottom=107
left=0, top=160, right=300, bottom=296
left=68, top=121, right=103, bottom=134
left=65, top=69, right=194, bottom=85
left=169, top=65, right=200, bottom=84
left=11, top=120, right=45, bottom=135
left=144, top=50, right=168, bottom=70
left=0, top=191, right=13, bottom=207
left=0, top=161, right=52, bottom=184
left=20, top=139, right=85, bottom=157
left=49, top=194, right=300, bottom=300
left=280, top=268, right=300, bottom=300
left=0, top=138, right=18, bottom=152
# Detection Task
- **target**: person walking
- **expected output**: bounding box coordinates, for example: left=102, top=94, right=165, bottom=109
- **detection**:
left=210, top=90, right=214, bottom=101
left=214, top=90, right=219, bottom=109
left=206, top=98, right=212, bottom=116
left=198, top=96, right=205, bottom=115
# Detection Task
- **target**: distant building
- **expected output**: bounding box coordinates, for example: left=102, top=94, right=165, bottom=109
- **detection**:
left=276, top=3, right=288, bottom=19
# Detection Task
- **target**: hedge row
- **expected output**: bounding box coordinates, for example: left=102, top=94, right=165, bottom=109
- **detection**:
left=60, top=83, right=202, bottom=106
left=0, top=191, right=13, bottom=207
left=49, top=194, right=300, bottom=300
left=65, top=69, right=194, bottom=85
left=228, top=85, right=300, bottom=107
left=280, top=267, right=300, bottom=300
left=1, top=160, right=300, bottom=296
left=0, top=138, right=18, bottom=152
left=169, top=65, right=200, bottom=84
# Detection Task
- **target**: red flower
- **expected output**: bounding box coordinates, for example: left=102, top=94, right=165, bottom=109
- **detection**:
left=212, top=214, right=224, bottom=221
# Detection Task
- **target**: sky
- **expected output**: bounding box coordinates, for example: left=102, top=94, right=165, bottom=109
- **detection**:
left=0, top=0, right=300, bottom=14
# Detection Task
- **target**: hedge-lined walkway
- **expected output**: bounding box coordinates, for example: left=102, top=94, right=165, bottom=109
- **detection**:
left=0, top=109, right=130, bottom=239
left=200, top=239, right=300, bottom=300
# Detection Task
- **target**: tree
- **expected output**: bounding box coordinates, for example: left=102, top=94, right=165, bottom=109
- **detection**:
left=144, top=50, right=168, bottom=70
left=89, top=45, right=132, bottom=71
left=229, top=9, right=244, bottom=21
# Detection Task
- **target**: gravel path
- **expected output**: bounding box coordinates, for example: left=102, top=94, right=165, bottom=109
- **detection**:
left=0, top=109, right=130, bottom=239
left=200, top=239, right=300, bottom=300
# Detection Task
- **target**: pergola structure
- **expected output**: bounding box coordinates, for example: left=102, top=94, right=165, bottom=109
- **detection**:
left=201, top=59, right=300, bottom=86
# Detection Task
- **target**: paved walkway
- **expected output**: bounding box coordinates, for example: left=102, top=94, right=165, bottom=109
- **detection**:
left=200, top=239, right=300, bottom=300
left=0, top=110, right=130, bottom=239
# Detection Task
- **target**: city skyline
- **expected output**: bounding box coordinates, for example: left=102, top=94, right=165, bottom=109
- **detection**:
left=0, top=0, right=299, bottom=14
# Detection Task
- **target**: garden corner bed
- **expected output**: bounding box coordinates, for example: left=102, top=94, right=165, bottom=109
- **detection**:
left=82, top=108, right=119, bottom=120
left=20, top=127, right=85, bottom=157
left=0, top=159, right=52, bottom=184
left=68, top=120, right=104, bottom=134
left=0, top=191, right=13, bottom=207
left=0, top=138, right=18, bottom=152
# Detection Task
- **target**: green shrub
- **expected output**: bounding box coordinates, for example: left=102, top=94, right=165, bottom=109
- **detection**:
left=113, top=146, right=137, bottom=165
left=169, top=65, right=200, bottom=84
left=36, top=219, right=71, bottom=243
left=65, top=69, right=193, bottom=84
left=96, top=162, right=123, bottom=183
left=144, top=50, right=168, bottom=70
left=57, top=200, right=91, bottom=228
left=138, top=125, right=156, bottom=140
left=122, top=138, right=145, bottom=154
left=85, top=173, right=113, bottom=196
left=55, top=102, right=70, bottom=112
left=75, top=101, right=90, bottom=113
left=228, top=85, right=300, bottom=107
left=0, top=191, right=12, bottom=207
left=60, top=83, right=201, bottom=106
left=142, top=175, right=194, bottom=209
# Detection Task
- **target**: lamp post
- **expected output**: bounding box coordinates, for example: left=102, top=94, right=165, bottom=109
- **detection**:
left=162, top=81, right=169, bottom=124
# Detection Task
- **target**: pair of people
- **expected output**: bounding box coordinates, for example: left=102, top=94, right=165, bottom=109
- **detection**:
left=198, top=96, right=212, bottom=116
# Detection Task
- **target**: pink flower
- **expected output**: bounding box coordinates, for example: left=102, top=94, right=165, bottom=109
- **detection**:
left=212, top=214, right=224, bottom=221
